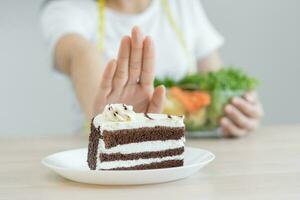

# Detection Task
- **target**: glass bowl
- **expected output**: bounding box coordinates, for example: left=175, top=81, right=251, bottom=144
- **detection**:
left=163, top=89, right=244, bottom=138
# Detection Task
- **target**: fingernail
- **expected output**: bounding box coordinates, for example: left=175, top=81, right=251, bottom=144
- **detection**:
left=133, top=27, right=143, bottom=43
left=232, top=97, right=239, bottom=104
left=225, top=105, right=232, bottom=113
left=160, top=84, right=166, bottom=90
left=146, top=36, right=153, bottom=47
left=109, top=59, right=117, bottom=66
left=132, top=26, right=139, bottom=34
left=146, top=35, right=152, bottom=40
left=245, top=93, right=255, bottom=102
left=220, top=117, right=228, bottom=125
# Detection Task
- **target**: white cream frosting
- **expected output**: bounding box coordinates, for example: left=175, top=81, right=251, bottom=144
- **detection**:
left=97, top=154, right=184, bottom=170
left=102, top=104, right=135, bottom=122
left=93, top=104, right=184, bottom=132
left=98, top=137, right=185, bottom=154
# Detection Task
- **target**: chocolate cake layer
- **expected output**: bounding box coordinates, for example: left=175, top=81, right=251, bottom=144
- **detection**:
left=102, top=126, right=185, bottom=148
left=87, top=122, right=101, bottom=170
left=103, top=159, right=183, bottom=170
left=99, top=147, right=184, bottom=162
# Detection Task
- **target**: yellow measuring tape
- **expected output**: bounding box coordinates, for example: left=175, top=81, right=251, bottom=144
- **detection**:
left=160, top=0, right=194, bottom=72
left=97, top=0, right=194, bottom=72
left=98, top=0, right=105, bottom=53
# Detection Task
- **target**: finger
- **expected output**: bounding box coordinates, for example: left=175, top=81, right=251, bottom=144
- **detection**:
left=224, top=104, right=257, bottom=130
left=232, top=97, right=263, bottom=118
left=148, top=85, right=166, bottom=113
left=140, top=36, right=155, bottom=87
left=113, top=36, right=131, bottom=91
left=220, top=117, right=247, bottom=137
left=100, top=59, right=117, bottom=95
left=128, top=26, right=143, bottom=85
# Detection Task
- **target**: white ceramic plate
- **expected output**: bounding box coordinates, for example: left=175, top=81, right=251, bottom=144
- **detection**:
left=42, top=147, right=215, bottom=185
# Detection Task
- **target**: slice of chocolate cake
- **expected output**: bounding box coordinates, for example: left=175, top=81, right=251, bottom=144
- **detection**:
left=87, top=104, right=185, bottom=170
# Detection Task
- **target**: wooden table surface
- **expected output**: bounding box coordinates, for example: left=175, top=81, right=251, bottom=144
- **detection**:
left=1, top=125, right=300, bottom=200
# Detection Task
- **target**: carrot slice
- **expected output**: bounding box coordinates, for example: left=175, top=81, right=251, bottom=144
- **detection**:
left=170, top=87, right=196, bottom=112
left=169, top=87, right=210, bottom=112
left=193, top=91, right=210, bottom=106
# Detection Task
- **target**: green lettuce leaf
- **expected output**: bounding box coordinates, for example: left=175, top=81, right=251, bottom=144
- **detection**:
left=154, top=67, right=259, bottom=92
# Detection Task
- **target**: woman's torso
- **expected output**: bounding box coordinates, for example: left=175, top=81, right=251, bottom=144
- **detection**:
left=41, top=0, right=224, bottom=132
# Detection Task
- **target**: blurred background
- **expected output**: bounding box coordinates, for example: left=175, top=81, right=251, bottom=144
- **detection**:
left=0, top=0, right=299, bottom=135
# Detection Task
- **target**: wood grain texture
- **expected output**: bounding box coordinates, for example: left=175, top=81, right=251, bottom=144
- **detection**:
left=1, top=125, right=300, bottom=200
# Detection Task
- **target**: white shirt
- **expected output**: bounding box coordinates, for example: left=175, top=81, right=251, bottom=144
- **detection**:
left=40, top=0, right=224, bottom=132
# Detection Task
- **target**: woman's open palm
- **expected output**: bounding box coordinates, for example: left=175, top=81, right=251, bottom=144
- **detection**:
left=93, top=27, right=165, bottom=116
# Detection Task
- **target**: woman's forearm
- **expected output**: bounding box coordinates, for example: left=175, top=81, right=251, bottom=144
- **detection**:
left=69, top=46, right=102, bottom=120
left=55, top=34, right=102, bottom=120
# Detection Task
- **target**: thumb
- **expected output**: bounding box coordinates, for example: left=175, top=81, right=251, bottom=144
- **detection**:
left=93, top=59, right=117, bottom=116
left=147, top=85, right=166, bottom=113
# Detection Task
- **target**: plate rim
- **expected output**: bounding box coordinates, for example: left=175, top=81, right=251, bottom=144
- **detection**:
left=41, top=146, right=215, bottom=173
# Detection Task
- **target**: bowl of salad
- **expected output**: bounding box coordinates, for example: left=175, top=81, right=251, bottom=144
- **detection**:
left=154, top=67, right=259, bottom=137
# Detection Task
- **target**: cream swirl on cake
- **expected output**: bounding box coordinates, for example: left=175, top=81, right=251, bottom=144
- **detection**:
left=103, top=104, right=135, bottom=122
